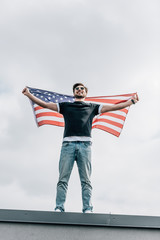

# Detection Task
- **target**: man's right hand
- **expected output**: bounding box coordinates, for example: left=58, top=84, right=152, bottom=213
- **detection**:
left=22, top=87, right=30, bottom=96
left=22, top=86, right=58, bottom=112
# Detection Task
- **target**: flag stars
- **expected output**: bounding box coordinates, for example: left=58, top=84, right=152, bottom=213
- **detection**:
left=29, top=87, right=74, bottom=104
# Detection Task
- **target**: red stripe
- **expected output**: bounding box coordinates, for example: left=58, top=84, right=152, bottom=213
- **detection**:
left=38, top=120, right=64, bottom=127
left=92, top=124, right=120, bottom=137
left=93, top=118, right=123, bottom=128
left=86, top=93, right=136, bottom=99
left=85, top=98, right=127, bottom=104
left=100, top=112, right=126, bottom=121
left=120, top=108, right=128, bottom=114
left=36, top=112, right=63, bottom=118
left=34, top=106, right=44, bottom=111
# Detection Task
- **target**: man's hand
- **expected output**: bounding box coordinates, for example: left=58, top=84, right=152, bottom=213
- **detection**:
left=131, top=93, right=139, bottom=104
left=22, top=87, right=30, bottom=96
left=22, top=86, right=58, bottom=112
left=101, top=93, right=139, bottom=113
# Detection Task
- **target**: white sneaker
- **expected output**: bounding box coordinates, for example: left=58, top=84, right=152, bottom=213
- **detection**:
left=54, top=209, right=61, bottom=212
left=84, top=210, right=93, bottom=213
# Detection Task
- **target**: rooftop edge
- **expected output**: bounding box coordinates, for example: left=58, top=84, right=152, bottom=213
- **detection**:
left=0, top=209, right=160, bottom=229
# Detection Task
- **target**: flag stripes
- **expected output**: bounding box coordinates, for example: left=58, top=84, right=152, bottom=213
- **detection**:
left=29, top=87, right=135, bottom=137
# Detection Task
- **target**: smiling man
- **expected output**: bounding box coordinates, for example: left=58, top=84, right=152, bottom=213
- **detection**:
left=22, top=83, right=138, bottom=213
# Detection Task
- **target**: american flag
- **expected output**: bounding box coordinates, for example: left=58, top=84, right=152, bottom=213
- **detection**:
left=28, top=87, right=136, bottom=137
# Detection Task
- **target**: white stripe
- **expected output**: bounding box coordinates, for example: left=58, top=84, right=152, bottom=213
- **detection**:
left=36, top=116, right=64, bottom=123
left=108, top=110, right=127, bottom=117
left=35, top=108, right=54, bottom=114
left=85, top=99, right=130, bottom=107
left=94, top=96, right=132, bottom=100
left=86, top=101, right=113, bottom=105
left=85, top=96, right=131, bottom=103
left=92, top=121, right=121, bottom=133
left=95, top=115, right=124, bottom=125
left=33, top=103, right=40, bottom=108
left=99, top=110, right=127, bottom=118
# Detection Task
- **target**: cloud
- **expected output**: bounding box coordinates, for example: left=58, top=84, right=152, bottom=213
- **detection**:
left=0, top=0, right=160, bottom=215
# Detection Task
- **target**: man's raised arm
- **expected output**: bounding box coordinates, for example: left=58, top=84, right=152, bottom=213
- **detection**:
left=100, top=93, right=139, bottom=113
left=22, top=87, right=58, bottom=112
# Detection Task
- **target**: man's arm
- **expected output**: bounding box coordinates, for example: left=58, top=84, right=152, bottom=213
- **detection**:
left=100, top=93, right=139, bottom=113
left=22, top=87, right=58, bottom=112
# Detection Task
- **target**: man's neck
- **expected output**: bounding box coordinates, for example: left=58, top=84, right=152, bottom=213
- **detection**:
left=74, top=98, right=85, bottom=102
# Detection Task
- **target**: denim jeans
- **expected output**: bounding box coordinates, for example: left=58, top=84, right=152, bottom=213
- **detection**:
left=55, top=141, right=93, bottom=213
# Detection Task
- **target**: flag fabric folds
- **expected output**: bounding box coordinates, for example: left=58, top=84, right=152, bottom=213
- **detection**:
left=28, top=87, right=136, bottom=137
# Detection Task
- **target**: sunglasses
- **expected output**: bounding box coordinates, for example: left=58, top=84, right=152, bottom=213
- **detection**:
left=75, top=87, right=85, bottom=91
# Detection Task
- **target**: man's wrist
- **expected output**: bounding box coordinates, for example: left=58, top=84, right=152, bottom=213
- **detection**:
left=131, top=99, right=135, bottom=104
left=26, top=91, right=32, bottom=98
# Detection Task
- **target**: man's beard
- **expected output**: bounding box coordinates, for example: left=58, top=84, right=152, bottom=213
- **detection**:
left=74, top=94, right=85, bottom=99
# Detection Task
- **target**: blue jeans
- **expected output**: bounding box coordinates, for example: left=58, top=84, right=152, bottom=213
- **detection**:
left=55, top=141, right=93, bottom=213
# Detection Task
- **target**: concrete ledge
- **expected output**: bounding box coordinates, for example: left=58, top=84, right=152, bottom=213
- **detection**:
left=0, top=209, right=160, bottom=229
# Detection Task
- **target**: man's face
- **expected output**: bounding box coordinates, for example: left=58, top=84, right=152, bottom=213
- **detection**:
left=74, top=85, right=87, bottom=99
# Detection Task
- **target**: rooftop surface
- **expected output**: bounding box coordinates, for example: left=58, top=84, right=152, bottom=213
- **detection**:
left=1, top=209, right=160, bottom=229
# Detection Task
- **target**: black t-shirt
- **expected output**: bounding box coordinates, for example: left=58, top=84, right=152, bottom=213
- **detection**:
left=59, top=101, right=100, bottom=138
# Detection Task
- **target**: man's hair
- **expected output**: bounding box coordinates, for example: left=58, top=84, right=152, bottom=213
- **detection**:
left=73, top=83, right=88, bottom=93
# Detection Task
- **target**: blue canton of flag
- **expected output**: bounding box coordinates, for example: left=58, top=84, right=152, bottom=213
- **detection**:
left=28, top=87, right=75, bottom=128
left=28, top=87, right=75, bottom=104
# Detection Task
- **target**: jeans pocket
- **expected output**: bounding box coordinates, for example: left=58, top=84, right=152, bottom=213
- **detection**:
left=62, top=142, right=70, bottom=147
left=83, top=141, right=92, bottom=147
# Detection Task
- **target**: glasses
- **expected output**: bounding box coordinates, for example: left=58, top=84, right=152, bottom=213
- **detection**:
left=75, top=87, right=85, bottom=91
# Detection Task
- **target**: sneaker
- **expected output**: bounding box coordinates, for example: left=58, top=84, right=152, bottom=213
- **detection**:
left=54, top=208, right=62, bottom=212
left=84, top=210, right=93, bottom=213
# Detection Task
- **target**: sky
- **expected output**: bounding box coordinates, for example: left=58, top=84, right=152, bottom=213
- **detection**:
left=0, top=0, right=160, bottom=216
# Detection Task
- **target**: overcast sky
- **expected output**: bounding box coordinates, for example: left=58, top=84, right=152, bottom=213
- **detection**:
left=0, top=0, right=160, bottom=216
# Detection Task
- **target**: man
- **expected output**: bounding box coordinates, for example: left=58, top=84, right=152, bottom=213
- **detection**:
left=22, top=83, right=139, bottom=213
